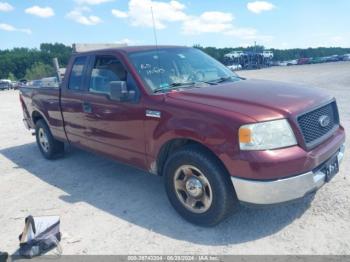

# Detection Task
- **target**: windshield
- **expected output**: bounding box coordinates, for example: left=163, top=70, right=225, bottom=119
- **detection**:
left=128, top=48, right=240, bottom=93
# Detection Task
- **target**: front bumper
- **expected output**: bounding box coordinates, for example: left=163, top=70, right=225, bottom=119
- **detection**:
left=231, top=143, right=345, bottom=205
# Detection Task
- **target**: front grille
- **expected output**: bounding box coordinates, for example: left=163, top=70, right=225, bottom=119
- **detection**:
left=297, top=101, right=339, bottom=147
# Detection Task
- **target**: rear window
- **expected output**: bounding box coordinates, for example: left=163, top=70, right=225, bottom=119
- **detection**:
left=68, top=56, right=87, bottom=90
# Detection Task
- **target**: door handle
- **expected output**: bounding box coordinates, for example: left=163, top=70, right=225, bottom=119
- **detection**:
left=82, top=102, right=92, bottom=113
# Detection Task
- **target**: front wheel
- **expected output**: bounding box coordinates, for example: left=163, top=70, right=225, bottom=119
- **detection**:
left=35, top=119, right=64, bottom=159
left=163, top=145, right=238, bottom=226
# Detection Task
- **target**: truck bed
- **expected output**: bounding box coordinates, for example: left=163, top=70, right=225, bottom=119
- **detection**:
left=20, top=86, right=67, bottom=141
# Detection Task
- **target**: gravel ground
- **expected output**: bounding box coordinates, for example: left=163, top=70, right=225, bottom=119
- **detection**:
left=0, top=62, right=349, bottom=255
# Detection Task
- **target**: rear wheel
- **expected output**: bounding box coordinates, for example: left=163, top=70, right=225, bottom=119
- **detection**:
left=164, top=145, right=238, bottom=226
left=35, top=119, right=64, bottom=159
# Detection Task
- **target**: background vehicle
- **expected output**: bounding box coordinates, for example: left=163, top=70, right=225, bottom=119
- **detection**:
left=274, top=61, right=288, bottom=66
left=227, top=64, right=242, bottom=71
left=340, top=54, right=350, bottom=61
left=309, top=57, right=324, bottom=64
left=297, top=58, right=310, bottom=65
left=324, top=55, right=340, bottom=63
left=0, top=79, right=12, bottom=90
left=40, top=77, right=59, bottom=88
left=12, top=81, right=20, bottom=90
left=28, top=80, right=43, bottom=88
left=286, top=59, right=298, bottom=66
left=19, top=46, right=345, bottom=226
left=0, top=82, right=10, bottom=90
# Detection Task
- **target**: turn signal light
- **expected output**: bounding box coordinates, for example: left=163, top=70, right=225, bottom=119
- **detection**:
left=239, top=127, right=252, bottom=143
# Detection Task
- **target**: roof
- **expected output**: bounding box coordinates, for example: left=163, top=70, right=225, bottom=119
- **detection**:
left=74, top=45, right=189, bottom=55
left=117, top=45, right=187, bottom=53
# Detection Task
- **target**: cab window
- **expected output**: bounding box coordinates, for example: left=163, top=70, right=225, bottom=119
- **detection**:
left=89, top=56, right=127, bottom=95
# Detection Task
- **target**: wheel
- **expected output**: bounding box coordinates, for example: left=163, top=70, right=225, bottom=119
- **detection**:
left=163, top=145, right=238, bottom=226
left=35, top=119, right=64, bottom=159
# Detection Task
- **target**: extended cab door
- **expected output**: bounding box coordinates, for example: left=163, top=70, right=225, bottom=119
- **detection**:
left=80, top=53, right=147, bottom=169
left=60, top=55, right=90, bottom=146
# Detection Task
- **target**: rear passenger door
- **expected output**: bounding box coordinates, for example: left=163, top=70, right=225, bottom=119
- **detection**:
left=81, top=54, right=147, bottom=169
left=61, top=55, right=90, bottom=146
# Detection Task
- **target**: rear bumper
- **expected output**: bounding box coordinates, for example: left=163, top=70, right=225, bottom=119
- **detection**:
left=231, top=143, right=345, bottom=205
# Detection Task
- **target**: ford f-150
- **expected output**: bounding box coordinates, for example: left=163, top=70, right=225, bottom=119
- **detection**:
left=20, top=46, right=346, bottom=226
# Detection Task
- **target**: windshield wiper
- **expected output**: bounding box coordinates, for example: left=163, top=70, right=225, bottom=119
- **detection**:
left=204, top=76, right=234, bottom=85
left=169, top=82, right=196, bottom=87
left=206, top=76, right=244, bottom=85
left=153, top=82, right=196, bottom=93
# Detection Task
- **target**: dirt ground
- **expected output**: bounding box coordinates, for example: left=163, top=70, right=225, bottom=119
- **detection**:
left=0, top=62, right=349, bottom=255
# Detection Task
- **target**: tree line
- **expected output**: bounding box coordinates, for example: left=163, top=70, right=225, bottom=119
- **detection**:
left=0, top=43, right=349, bottom=80
left=0, top=43, right=72, bottom=80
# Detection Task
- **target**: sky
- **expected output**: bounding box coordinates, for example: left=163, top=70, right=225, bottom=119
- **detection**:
left=0, top=0, right=350, bottom=50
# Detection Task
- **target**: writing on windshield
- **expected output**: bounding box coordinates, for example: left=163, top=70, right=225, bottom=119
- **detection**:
left=128, top=48, right=239, bottom=93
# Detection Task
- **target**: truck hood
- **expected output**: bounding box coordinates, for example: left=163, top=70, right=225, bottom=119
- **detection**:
left=166, top=79, right=332, bottom=122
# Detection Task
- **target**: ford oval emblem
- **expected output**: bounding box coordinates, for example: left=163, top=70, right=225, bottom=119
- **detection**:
left=319, top=115, right=331, bottom=127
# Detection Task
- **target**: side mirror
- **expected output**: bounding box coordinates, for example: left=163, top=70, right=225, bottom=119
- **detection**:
left=109, top=81, right=135, bottom=102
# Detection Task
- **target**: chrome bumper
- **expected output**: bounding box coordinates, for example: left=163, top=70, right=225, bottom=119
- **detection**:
left=231, top=144, right=345, bottom=205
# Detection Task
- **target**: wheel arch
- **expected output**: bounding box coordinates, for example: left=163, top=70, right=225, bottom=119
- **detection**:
left=156, top=138, right=230, bottom=177
left=32, top=110, right=47, bottom=125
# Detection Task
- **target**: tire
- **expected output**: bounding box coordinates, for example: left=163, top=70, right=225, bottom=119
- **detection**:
left=163, top=145, right=238, bottom=226
left=35, top=119, right=64, bottom=159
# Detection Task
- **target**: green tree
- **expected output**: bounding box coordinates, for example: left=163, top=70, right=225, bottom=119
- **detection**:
left=0, top=43, right=72, bottom=79
left=7, top=72, right=16, bottom=81
left=25, top=62, right=55, bottom=80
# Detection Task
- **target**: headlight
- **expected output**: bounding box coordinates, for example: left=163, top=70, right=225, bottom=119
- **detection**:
left=239, top=119, right=297, bottom=150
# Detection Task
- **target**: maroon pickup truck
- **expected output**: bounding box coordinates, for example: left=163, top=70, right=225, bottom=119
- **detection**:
left=20, top=46, right=345, bottom=226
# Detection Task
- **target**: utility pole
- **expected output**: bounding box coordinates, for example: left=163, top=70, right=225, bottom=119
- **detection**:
left=254, top=41, right=257, bottom=53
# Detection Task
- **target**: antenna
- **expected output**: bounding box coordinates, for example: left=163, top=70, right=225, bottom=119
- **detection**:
left=150, top=6, right=158, bottom=48
left=150, top=5, right=165, bottom=89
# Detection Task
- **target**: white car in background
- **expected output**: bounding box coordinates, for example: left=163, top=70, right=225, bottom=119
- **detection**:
left=224, top=51, right=244, bottom=59
left=0, top=79, right=12, bottom=90
left=227, top=64, right=242, bottom=71
left=287, top=59, right=298, bottom=66
left=342, top=54, right=350, bottom=61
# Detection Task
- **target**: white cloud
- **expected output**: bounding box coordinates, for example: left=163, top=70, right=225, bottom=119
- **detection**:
left=305, top=34, right=350, bottom=48
left=182, top=12, right=233, bottom=34
left=226, top=27, right=258, bottom=39
left=0, top=2, right=13, bottom=12
left=330, top=36, right=345, bottom=45
left=75, top=0, right=114, bottom=5
left=112, top=0, right=188, bottom=29
left=25, top=6, right=55, bottom=18
left=115, top=38, right=137, bottom=45
left=247, top=1, right=275, bottom=14
left=0, top=23, right=31, bottom=34
left=111, top=9, right=128, bottom=18
left=112, top=0, right=270, bottom=41
left=67, top=7, right=102, bottom=25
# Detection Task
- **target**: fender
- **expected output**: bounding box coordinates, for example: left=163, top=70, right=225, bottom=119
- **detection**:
left=145, top=114, right=237, bottom=175
left=31, top=108, right=49, bottom=126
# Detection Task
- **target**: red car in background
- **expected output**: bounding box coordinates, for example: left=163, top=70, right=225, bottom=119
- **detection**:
left=297, top=58, right=310, bottom=65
